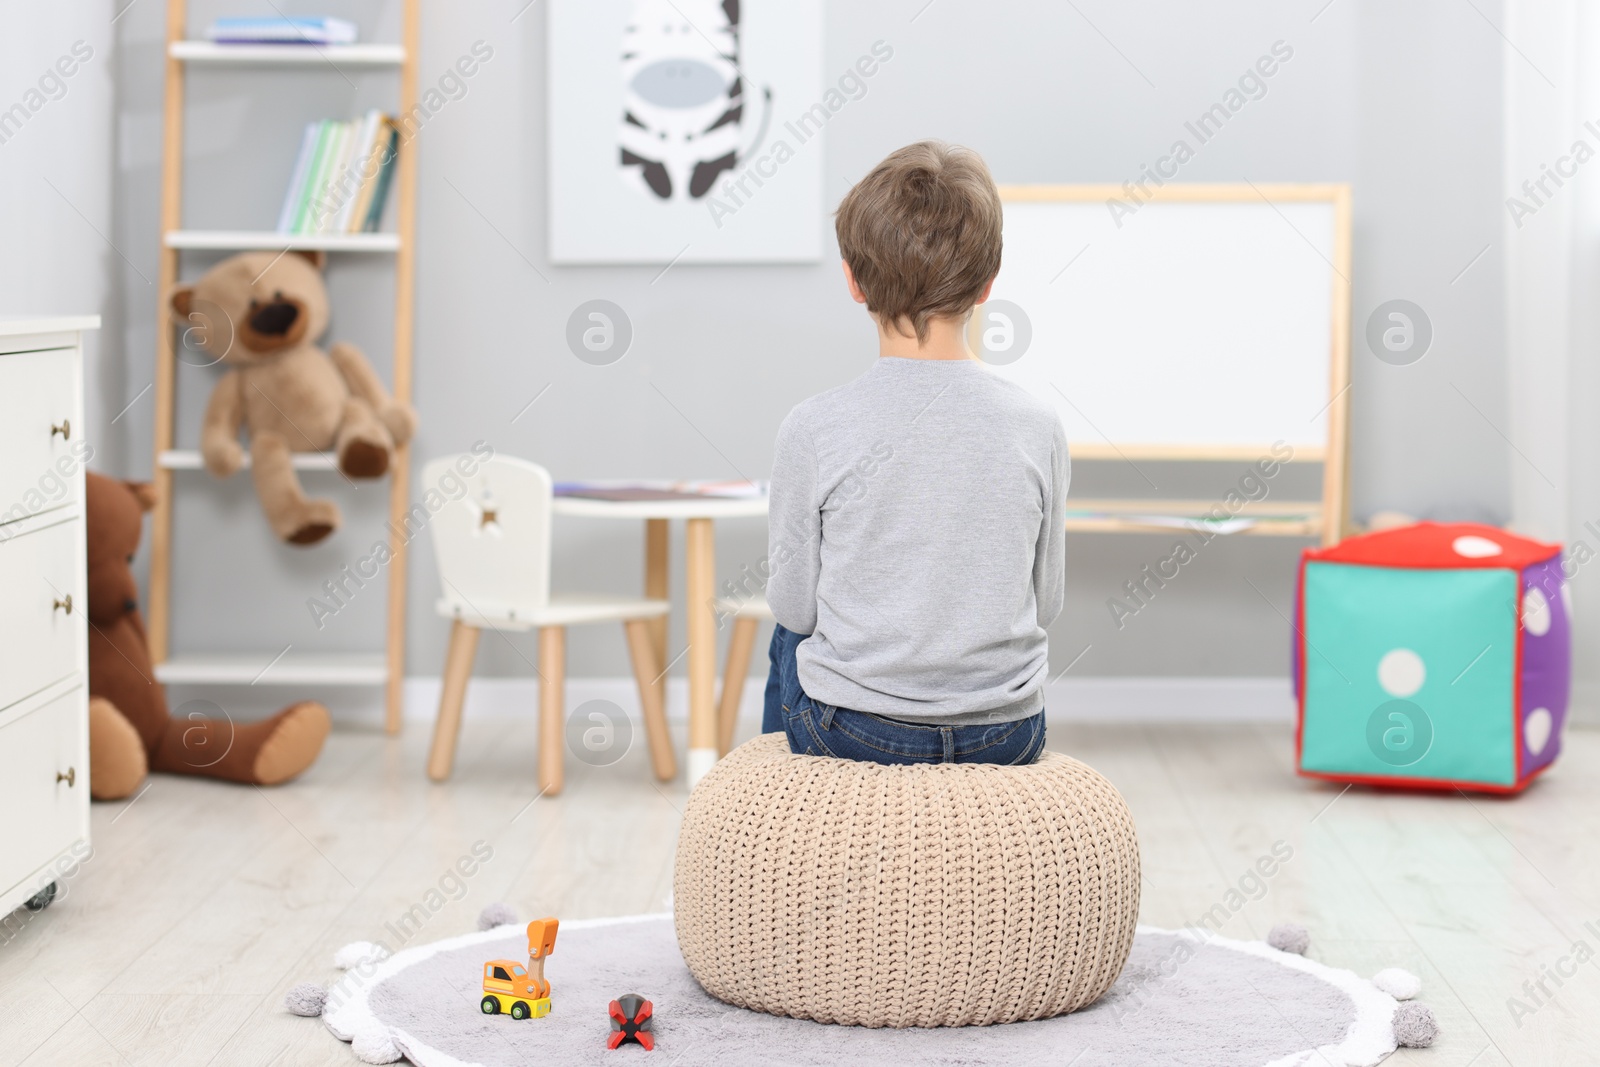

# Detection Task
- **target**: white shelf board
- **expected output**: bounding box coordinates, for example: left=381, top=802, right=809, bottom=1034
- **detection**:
left=170, top=41, right=406, bottom=65
left=165, top=231, right=400, bottom=252
left=159, top=449, right=340, bottom=472
left=156, top=652, right=387, bottom=686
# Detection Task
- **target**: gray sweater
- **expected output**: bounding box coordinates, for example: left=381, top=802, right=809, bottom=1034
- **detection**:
left=766, top=356, right=1069, bottom=725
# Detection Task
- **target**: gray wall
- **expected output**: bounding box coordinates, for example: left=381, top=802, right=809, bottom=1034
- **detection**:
left=100, top=0, right=1511, bottom=688
left=0, top=2, right=115, bottom=432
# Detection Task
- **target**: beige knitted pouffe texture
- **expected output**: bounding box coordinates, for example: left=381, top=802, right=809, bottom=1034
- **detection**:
left=673, top=734, right=1141, bottom=1029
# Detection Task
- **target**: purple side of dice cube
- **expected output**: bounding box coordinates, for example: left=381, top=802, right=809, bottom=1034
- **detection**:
left=1518, top=556, right=1570, bottom=779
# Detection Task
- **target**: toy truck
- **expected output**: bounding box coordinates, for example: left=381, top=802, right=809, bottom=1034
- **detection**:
left=480, top=917, right=559, bottom=1020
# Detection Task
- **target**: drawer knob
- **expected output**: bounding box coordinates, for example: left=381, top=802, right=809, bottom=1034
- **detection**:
left=53, top=594, right=73, bottom=615
left=57, top=768, right=75, bottom=787
left=51, top=419, right=71, bottom=441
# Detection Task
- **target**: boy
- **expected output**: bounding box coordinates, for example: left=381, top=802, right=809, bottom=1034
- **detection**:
left=763, top=141, right=1068, bottom=765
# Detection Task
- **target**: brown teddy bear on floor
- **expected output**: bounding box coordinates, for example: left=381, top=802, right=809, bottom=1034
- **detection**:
left=169, top=249, right=416, bottom=545
left=87, top=472, right=332, bottom=800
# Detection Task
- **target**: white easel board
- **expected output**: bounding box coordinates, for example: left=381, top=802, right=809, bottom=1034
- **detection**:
left=983, top=185, right=1350, bottom=459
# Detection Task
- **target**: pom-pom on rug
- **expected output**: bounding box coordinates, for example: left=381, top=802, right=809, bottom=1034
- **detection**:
left=321, top=915, right=1401, bottom=1066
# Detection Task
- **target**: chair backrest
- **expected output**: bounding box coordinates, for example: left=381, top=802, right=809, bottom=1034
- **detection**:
left=421, top=453, right=552, bottom=625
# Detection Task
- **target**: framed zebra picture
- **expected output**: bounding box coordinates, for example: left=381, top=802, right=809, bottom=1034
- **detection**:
left=548, top=0, right=824, bottom=263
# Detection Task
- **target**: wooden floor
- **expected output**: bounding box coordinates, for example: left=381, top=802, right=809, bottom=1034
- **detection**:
left=2, top=716, right=1596, bottom=1066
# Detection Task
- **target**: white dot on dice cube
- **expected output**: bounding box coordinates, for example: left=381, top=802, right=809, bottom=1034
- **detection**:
left=1452, top=535, right=1503, bottom=558
left=1378, top=648, right=1426, bottom=697
left=1525, top=707, right=1553, bottom=755
left=1522, top=588, right=1551, bottom=637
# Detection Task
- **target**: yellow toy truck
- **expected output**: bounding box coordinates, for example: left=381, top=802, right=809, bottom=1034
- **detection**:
left=480, top=917, right=558, bottom=1020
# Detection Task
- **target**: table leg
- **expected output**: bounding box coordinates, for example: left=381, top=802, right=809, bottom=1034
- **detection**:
left=644, top=519, right=669, bottom=714
left=685, top=518, right=718, bottom=787
left=538, top=626, right=566, bottom=797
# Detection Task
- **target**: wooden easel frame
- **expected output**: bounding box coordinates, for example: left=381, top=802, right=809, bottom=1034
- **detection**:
left=983, top=183, right=1353, bottom=546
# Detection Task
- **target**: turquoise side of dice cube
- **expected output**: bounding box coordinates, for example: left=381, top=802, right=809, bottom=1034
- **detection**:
left=1301, top=562, right=1518, bottom=785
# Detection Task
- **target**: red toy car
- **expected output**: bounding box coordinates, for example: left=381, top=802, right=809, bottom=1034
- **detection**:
left=607, top=993, right=653, bottom=1050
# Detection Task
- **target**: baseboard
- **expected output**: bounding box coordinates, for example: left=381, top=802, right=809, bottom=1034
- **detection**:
left=387, top=675, right=1295, bottom=727
left=1572, top=680, right=1600, bottom=726
left=185, top=672, right=1592, bottom=732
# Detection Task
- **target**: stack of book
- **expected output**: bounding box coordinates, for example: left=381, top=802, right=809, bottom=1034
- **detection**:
left=206, top=16, right=359, bottom=45
left=276, top=110, right=400, bottom=235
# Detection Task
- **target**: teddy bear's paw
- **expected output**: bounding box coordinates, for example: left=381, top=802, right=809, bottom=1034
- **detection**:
left=289, top=523, right=336, bottom=545
left=202, top=438, right=245, bottom=478
left=253, top=701, right=332, bottom=786
left=276, top=498, right=340, bottom=545
left=379, top=402, right=417, bottom=446
left=339, top=435, right=391, bottom=480
left=89, top=697, right=149, bottom=801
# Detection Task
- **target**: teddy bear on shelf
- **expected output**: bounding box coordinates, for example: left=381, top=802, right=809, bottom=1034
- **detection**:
left=169, top=249, right=416, bottom=545
left=86, top=472, right=331, bottom=799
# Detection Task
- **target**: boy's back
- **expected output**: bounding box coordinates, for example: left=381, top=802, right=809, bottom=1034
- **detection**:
left=767, top=355, right=1068, bottom=724
left=762, top=140, right=1068, bottom=763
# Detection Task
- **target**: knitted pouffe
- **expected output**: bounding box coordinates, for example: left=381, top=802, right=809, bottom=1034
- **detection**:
left=674, top=734, right=1141, bottom=1029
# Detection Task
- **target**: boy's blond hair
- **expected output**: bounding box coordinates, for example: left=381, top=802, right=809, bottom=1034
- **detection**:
left=834, top=141, right=1002, bottom=343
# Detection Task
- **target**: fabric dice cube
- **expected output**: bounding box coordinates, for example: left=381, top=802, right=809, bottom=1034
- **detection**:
left=1294, top=523, right=1568, bottom=793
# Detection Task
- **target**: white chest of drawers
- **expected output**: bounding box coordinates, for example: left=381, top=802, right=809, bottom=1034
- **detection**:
left=0, top=316, right=97, bottom=919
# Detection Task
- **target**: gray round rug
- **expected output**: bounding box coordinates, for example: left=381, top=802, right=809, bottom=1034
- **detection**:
left=321, top=915, right=1398, bottom=1066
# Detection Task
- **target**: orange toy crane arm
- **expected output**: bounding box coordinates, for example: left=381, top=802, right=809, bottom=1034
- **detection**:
left=526, top=917, right=559, bottom=999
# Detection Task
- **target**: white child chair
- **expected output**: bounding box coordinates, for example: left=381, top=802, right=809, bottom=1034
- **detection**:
left=714, top=594, right=775, bottom=755
left=422, top=453, right=675, bottom=793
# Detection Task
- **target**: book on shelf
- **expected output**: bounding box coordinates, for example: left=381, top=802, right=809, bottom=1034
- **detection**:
left=331, top=110, right=380, bottom=232
left=275, top=111, right=400, bottom=236
left=205, top=16, right=359, bottom=45
left=316, top=121, right=353, bottom=228
left=361, top=121, right=401, bottom=232
left=274, top=122, right=319, bottom=232
left=287, top=121, right=331, bottom=234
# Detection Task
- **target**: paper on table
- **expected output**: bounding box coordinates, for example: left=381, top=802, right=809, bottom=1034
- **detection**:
left=1135, top=514, right=1261, bottom=535
left=1064, top=509, right=1263, bottom=534
left=553, top=479, right=766, bottom=500
left=555, top=488, right=721, bottom=502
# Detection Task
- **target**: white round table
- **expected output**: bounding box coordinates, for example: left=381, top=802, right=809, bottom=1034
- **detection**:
left=551, top=494, right=769, bottom=787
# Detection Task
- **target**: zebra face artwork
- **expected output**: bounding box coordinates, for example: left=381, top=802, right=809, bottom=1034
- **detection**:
left=620, top=0, right=771, bottom=202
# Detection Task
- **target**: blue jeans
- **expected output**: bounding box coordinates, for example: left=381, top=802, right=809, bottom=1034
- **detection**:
left=762, top=623, right=1046, bottom=766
